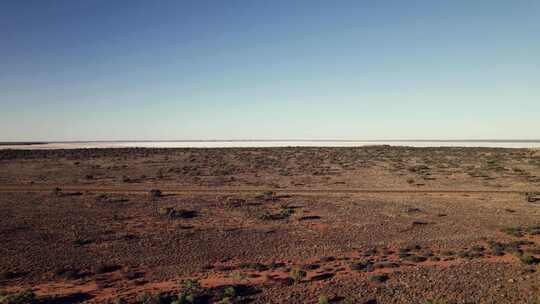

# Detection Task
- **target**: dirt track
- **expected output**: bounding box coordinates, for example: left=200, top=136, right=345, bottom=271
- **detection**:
left=0, top=185, right=534, bottom=194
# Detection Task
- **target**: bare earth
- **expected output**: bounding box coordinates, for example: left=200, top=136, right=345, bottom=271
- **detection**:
left=0, top=146, right=539, bottom=303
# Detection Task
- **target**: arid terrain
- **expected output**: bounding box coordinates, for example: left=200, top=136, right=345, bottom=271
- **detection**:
left=1, top=146, right=540, bottom=304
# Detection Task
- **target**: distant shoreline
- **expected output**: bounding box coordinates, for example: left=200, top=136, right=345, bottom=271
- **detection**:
left=0, top=142, right=48, bottom=146
left=1, top=140, right=540, bottom=149
left=2, top=139, right=540, bottom=145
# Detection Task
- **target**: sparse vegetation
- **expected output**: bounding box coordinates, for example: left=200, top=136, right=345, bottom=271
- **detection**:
left=3, top=147, right=540, bottom=303
left=318, top=295, right=330, bottom=304
left=257, top=205, right=294, bottom=220
left=175, top=279, right=202, bottom=304
left=150, top=189, right=162, bottom=198
left=223, top=286, right=236, bottom=299
left=0, top=290, right=35, bottom=304
left=113, top=298, right=128, bottom=304
left=262, top=191, right=277, bottom=201
left=369, top=274, right=389, bottom=283
left=526, top=192, right=540, bottom=202
left=95, top=264, right=120, bottom=274
left=502, top=225, right=540, bottom=237
left=290, top=267, right=306, bottom=283
left=0, top=271, right=17, bottom=280
left=158, top=207, right=197, bottom=219
left=225, top=197, right=246, bottom=208
left=52, top=187, right=62, bottom=196
left=514, top=252, right=539, bottom=265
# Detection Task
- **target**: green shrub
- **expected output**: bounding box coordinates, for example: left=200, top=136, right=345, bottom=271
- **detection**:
left=216, top=297, right=232, bottom=304
left=172, top=279, right=202, bottom=304
left=318, top=295, right=330, bottom=304
left=0, top=290, right=35, bottom=304
left=290, top=267, right=306, bottom=283
left=223, top=286, right=236, bottom=298
left=52, top=187, right=62, bottom=196
left=517, top=253, right=538, bottom=265
left=502, top=227, right=524, bottom=237
left=262, top=191, right=276, bottom=200
left=257, top=206, right=294, bottom=220
left=150, top=189, right=162, bottom=198
left=369, top=274, right=389, bottom=283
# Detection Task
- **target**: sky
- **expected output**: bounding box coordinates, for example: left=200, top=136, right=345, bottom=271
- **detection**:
left=1, top=0, right=539, bottom=141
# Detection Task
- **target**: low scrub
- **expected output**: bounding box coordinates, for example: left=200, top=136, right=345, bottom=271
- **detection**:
left=0, top=290, right=35, bottom=304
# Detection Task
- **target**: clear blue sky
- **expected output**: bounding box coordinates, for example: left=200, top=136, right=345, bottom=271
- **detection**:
left=1, top=0, right=539, bottom=141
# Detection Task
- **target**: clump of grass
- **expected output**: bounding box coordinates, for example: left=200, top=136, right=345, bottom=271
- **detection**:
left=502, top=227, right=524, bottom=237
left=238, top=262, right=269, bottom=271
left=514, top=252, right=539, bottom=265
left=471, top=245, right=485, bottom=252
left=0, top=290, right=36, bottom=304
left=158, top=207, right=197, bottom=219
left=213, top=286, right=237, bottom=304
left=456, top=251, right=478, bottom=259
left=174, top=279, right=202, bottom=304
left=52, top=187, right=62, bottom=196
left=369, top=274, right=389, bottom=283
left=402, top=255, right=427, bottom=263
left=487, top=239, right=535, bottom=257
left=529, top=246, right=540, bottom=255
left=54, top=267, right=82, bottom=280
left=113, top=298, right=127, bottom=304
left=290, top=267, right=306, bottom=283
left=319, top=256, right=335, bottom=262
left=257, top=205, right=294, bottom=221
left=501, top=225, right=540, bottom=237
left=441, top=250, right=455, bottom=256
left=179, top=279, right=201, bottom=290
left=257, top=212, right=274, bottom=220
left=526, top=192, right=540, bottom=203
left=156, top=169, right=165, bottom=179
left=73, top=238, right=92, bottom=247
left=350, top=261, right=374, bottom=272
left=527, top=225, right=540, bottom=235
left=136, top=292, right=158, bottom=304
left=223, top=286, right=236, bottom=299
left=489, top=242, right=505, bottom=256
left=216, top=298, right=232, bottom=304
left=231, top=272, right=246, bottom=281
left=362, top=248, right=377, bottom=256
left=262, top=191, right=277, bottom=201
left=95, top=264, right=120, bottom=274
left=149, top=189, right=162, bottom=199
left=318, top=295, right=330, bottom=304
left=0, top=271, right=18, bottom=280
left=225, top=198, right=246, bottom=208
left=373, top=262, right=400, bottom=269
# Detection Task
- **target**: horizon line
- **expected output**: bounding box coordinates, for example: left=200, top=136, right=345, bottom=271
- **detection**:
left=2, top=139, right=540, bottom=145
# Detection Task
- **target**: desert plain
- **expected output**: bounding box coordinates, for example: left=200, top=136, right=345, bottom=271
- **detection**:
left=1, top=146, right=540, bottom=303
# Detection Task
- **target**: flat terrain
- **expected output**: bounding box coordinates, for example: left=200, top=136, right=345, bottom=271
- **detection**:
left=1, top=146, right=540, bottom=303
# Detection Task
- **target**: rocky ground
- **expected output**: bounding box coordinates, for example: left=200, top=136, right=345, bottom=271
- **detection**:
left=0, top=146, right=539, bottom=303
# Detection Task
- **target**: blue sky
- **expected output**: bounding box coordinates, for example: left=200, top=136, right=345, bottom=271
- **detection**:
left=1, top=0, right=539, bottom=141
